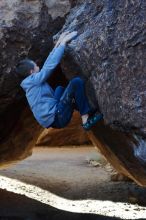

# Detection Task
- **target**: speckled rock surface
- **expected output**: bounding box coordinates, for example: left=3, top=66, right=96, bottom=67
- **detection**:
left=57, top=0, right=146, bottom=185
left=60, top=0, right=146, bottom=136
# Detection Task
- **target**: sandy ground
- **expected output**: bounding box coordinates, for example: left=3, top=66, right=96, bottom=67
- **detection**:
left=0, top=146, right=146, bottom=219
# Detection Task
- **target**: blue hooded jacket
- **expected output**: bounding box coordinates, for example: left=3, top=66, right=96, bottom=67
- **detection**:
left=20, top=45, right=65, bottom=128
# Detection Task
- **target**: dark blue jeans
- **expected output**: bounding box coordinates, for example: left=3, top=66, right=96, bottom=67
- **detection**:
left=52, top=77, right=92, bottom=128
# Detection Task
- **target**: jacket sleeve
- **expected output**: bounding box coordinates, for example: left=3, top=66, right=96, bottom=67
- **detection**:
left=31, top=45, right=65, bottom=84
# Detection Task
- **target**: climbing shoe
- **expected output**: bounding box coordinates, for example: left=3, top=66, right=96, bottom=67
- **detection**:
left=82, top=113, right=103, bottom=131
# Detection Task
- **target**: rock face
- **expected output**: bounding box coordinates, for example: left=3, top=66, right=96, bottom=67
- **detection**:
left=0, top=0, right=76, bottom=165
left=60, top=0, right=146, bottom=136
left=57, top=0, right=146, bottom=185
left=0, top=0, right=72, bottom=142
left=36, top=112, right=90, bottom=146
left=0, top=106, right=43, bottom=167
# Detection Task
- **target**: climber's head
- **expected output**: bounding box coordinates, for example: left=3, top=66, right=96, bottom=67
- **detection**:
left=16, top=59, right=40, bottom=80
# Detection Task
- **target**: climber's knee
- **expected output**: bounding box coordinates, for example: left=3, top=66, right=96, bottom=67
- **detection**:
left=70, top=77, right=84, bottom=87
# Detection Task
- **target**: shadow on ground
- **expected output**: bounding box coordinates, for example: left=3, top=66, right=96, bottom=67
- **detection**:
left=0, top=189, right=126, bottom=220
left=1, top=171, right=146, bottom=206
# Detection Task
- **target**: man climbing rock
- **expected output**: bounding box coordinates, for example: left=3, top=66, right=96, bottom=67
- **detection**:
left=16, top=31, right=103, bottom=130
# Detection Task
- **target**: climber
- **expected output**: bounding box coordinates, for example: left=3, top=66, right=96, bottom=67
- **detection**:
left=16, top=31, right=103, bottom=130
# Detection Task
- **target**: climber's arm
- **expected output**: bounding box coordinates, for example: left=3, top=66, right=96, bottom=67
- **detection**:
left=32, top=31, right=77, bottom=84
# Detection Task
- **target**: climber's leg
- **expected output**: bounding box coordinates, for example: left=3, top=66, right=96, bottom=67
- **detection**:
left=52, top=77, right=103, bottom=129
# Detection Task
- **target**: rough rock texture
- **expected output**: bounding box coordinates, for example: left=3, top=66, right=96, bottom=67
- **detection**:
left=0, top=0, right=72, bottom=142
left=56, top=0, right=146, bottom=185
left=60, top=0, right=146, bottom=136
left=36, top=112, right=90, bottom=146
left=0, top=0, right=77, bottom=165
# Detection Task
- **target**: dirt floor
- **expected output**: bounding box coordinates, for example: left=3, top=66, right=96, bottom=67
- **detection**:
left=0, top=146, right=146, bottom=220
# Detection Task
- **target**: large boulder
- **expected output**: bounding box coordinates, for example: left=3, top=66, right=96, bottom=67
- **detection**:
left=0, top=0, right=72, bottom=141
left=0, top=0, right=75, bottom=165
left=57, top=0, right=146, bottom=185
left=60, top=0, right=146, bottom=135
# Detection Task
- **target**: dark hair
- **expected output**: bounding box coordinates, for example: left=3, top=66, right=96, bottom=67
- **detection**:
left=16, top=59, right=35, bottom=80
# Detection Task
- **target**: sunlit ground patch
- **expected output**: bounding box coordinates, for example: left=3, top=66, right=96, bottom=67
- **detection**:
left=0, top=176, right=145, bottom=219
